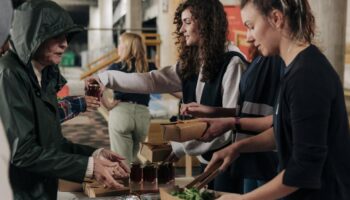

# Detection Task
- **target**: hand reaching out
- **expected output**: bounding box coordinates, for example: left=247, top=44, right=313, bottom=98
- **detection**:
left=180, top=102, right=217, bottom=118
left=198, top=118, right=235, bottom=142
left=84, top=96, right=100, bottom=111
left=205, top=144, right=240, bottom=172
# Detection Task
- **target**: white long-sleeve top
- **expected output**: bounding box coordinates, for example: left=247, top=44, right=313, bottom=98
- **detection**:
left=98, top=47, right=246, bottom=163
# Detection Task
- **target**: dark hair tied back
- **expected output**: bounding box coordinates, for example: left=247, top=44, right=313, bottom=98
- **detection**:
left=241, top=0, right=315, bottom=43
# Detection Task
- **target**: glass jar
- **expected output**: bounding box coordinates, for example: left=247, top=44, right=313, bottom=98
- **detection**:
left=130, top=162, right=143, bottom=183
left=167, top=162, right=175, bottom=182
left=143, top=163, right=157, bottom=183
left=85, top=81, right=100, bottom=100
left=157, top=163, right=169, bottom=184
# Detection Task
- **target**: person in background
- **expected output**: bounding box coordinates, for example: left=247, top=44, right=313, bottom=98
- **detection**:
left=206, top=0, right=350, bottom=199
left=182, top=52, right=284, bottom=193
left=0, top=1, right=129, bottom=199
left=87, top=0, right=247, bottom=193
left=0, top=1, right=14, bottom=199
left=101, top=32, right=157, bottom=164
left=0, top=21, right=100, bottom=125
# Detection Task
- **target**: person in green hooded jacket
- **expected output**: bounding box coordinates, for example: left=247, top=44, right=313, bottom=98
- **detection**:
left=0, top=1, right=130, bottom=199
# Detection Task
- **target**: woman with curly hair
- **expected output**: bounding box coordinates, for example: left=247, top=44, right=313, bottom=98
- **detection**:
left=88, top=0, right=247, bottom=192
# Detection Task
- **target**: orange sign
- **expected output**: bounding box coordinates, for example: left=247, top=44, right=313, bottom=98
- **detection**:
left=224, top=6, right=250, bottom=58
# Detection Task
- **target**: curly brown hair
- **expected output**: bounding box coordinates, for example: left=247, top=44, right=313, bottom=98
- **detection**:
left=174, top=0, right=228, bottom=82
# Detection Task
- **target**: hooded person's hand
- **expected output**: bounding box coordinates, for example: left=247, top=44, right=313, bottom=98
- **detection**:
left=93, top=158, right=126, bottom=189
left=96, top=149, right=130, bottom=177
left=84, top=96, right=101, bottom=111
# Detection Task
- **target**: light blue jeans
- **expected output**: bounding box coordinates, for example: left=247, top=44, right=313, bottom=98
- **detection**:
left=108, top=102, right=151, bottom=165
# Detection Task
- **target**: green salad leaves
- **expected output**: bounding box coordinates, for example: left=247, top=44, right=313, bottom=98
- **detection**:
left=171, top=188, right=216, bottom=200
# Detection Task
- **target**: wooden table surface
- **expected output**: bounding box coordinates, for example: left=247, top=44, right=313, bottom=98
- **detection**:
left=58, top=177, right=194, bottom=200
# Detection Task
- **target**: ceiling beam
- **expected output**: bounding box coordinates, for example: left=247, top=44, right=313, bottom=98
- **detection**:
left=53, top=0, right=97, bottom=7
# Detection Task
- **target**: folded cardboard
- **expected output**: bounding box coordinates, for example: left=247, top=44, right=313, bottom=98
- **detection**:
left=83, top=179, right=130, bottom=198
left=159, top=187, right=182, bottom=200
left=161, top=120, right=208, bottom=142
left=58, top=179, right=83, bottom=192
left=140, top=142, right=172, bottom=162
left=147, top=120, right=169, bottom=144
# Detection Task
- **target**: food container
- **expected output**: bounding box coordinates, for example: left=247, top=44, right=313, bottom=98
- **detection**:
left=130, top=162, right=143, bottom=183
left=157, top=163, right=175, bottom=184
left=168, top=163, right=175, bottom=182
left=143, top=163, right=157, bottom=183
left=86, top=81, right=100, bottom=100
left=157, top=163, right=169, bottom=184
left=82, top=180, right=130, bottom=198
left=140, top=143, right=172, bottom=163
left=161, top=120, right=208, bottom=142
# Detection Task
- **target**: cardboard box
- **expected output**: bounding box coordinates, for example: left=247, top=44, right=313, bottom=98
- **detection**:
left=58, top=179, right=83, bottom=192
left=160, top=187, right=182, bottom=200
left=161, top=120, right=208, bottom=142
left=140, top=142, right=172, bottom=162
left=83, top=180, right=130, bottom=198
left=147, top=120, right=169, bottom=144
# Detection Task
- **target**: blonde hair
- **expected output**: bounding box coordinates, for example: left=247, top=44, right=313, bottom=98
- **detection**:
left=118, top=32, right=148, bottom=73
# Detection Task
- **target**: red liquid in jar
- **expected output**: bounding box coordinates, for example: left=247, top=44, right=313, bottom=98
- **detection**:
left=143, top=164, right=157, bottom=183
left=130, top=162, right=143, bottom=183
left=85, top=83, right=100, bottom=100
left=157, top=163, right=169, bottom=184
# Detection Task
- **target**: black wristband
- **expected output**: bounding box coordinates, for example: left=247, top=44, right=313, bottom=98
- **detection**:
left=234, top=117, right=241, bottom=131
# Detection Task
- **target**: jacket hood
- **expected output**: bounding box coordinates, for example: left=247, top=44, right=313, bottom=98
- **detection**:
left=0, top=0, right=13, bottom=46
left=10, top=0, right=83, bottom=66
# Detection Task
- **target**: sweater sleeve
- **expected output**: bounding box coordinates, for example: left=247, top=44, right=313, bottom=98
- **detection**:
left=98, top=64, right=182, bottom=94
left=58, top=96, right=87, bottom=123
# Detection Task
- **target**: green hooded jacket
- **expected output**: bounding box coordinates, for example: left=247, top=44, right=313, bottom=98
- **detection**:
left=0, top=1, right=96, bottom=199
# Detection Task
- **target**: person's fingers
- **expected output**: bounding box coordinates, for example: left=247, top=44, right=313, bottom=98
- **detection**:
left=219, top=157, right=232, bottom=172
left=204, top=155, right=218, bottom=172
left=186, top=102, right=199, bottom=107
left=110, top=180, right=124, bottom=189
left=103, top=150, right=125, bottom=162
left=104, top=173, right=124, bottom=189
left=113, top=163, right=128, bottom=177
left=118, top=161, right=130, bottom=174
left=180, top=104, right=188, bottom=115
left=100, top=159, right=119, bottom=167
left=109, top=152, right=125, bottom=161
